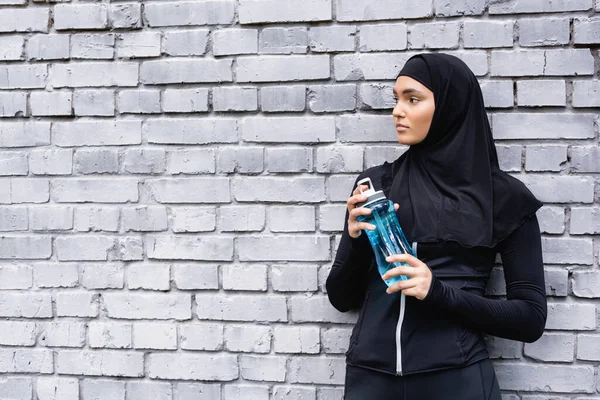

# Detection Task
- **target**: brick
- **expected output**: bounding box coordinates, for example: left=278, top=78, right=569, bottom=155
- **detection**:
left=274, top=386, right=317, bottom=400
left=269, top=206, right=316, bottom=232
left=55, top=236, right=114, bottom=261
left=123, top=149, right=165, bottom=174
left=495, top=145, right=522, bottom=172
left=117, top=32, right=161, bottom=58
left=309, top=26, right=355, bottom=52
left=71, top=34, right=114, bottom=59
left=364, top=146, right=407, bottom=168
left=196, top=294, right=287, bottom=322
left=57, top=350, right=142, bottom=377
left=546, top=49, right=594, bottom=76
left=163, top=29, right=208, bottom=56
left=0, top=321, right=35, bottom=346
left=74, top=207, right=119, bottom=232
left=225, top=325, right=271, bottom=353
left=546, top=269, right=568, bottom=297
left=308, top=84, right=356, bottom=113
left=337, top=0, right=432, bottom=21
left=223, top=264, right=268, bottom=291
left=516, top=175, right=594, bottom=203
left=217, top=147, right=264, bottom=174
left=0, top=349, right=53, bottom=373
left=176, top=383, right=221, bottom=400
left=127, top=382, right=172, bottom=400
left=445, top=51, right=488, bottom=76
left=144, top=118, right=237, bottom=144
left=542, top=237, right=593, bottom=264
left=577, top=334, right=600, bottom=360
left=54, top=121, right=141, bottom=146
left=133, top=322, right=176, bottom=350
left=359, top=83, right=395, bottom=110
left=127, top=263, right=169, bottom=291
left=30, top=149, right=72, bottom=176
left=238, top=55, right=329, bottom=83
left=104, top=293, right=191, bottom=320
left=328, top=175, right=359, bottom=202
left=519, top=18, right=570, bottom=47
left=260, top=27, right=307, bottom=54
left=0, top=152, right=28, bottom=176
left=0, top=8, right=49, bottom=33
left=73, top=90, right=115, bottom=116
left=480, top=79, right=514, bottom=108
left=319, top=204, right=347, bottom=232
left=4, top=178, right=49, bottom=204
left=536, top=206, right=565, bottom=234
left=53, top=63, right=138, bottom=87
left=0, top=65, right=47, bottom=89
left=30, top=206, right=73, bottom=231
left=573, top=81, right=600, bottom=107
left=52, top=178, right=139, bottom=203
left=491, top=50, right=544, bottom=76
left=213, top=87, right=258, bottom=112
left=81, top=380, right=124, bottom=400
left=0, top=377, right=32, bottom=400
left=546, top=303, right=596, bottom=330
left=180, top=324, right=223, bottom=351
left=163, top=88, right=209, bottom=113
left=492, top=113, right=595, bottom=139
left=54, top=4, right=108, bottom=30
left=495, top=364, right=594, bottom=393
left=266, top=148, right=312, bottom=173
left=0, top=236, right=51, bottom=259
left=148, top=236, right=233, bottom=261
left=572, top=146, right=600, bottom=173
left=410, top=22, right=460, bottom=49
left=240, top=355, right=287, bottom=382
left=572, top=207, right=600, bottom=234
left=213, top=29, right=258, bottom=56
left=37, top=377, right=79, bottom=400
left=517, top=80, right=566, bottom=106
left=81, top=263, right=124, bottom=289
left=0, top=36, right=24, bottom=61
left=334, top=52, right=414, bottom=80
left=574, top=17, right=600, bottom=44
left=34, top=264, right=79, bottom=288
left=241, top=117, right=334, bottom=143
left=321, top=327, right=351, bottom=354
left=339, top=115, right=396, bottom=142
left=261, top=86, right=306, bottom=113
left=39, top=322, right=86, bottom=348
left=118, top=89, right=161, bottom=114
left=318, top=388, right=344, bottom=400
left=225, top=385, right=269, bottom=400
left=234, top=177, right=325, bottom=203
left=288, top=357, right=345, bottom=385
left=272, top=265, right=319, bottom=292
left=316, top=146, right=363, bottom=173
left=109, top=3, right=141, bottom=28
left=171, top=207, right=216, bottom=233
left=240, top=0, right=331, bottom=23
left=490, top=0, right=593, bottom=14
left=274, top=326, right=320, bottom=354
left=525, top=145, right=567, bottom=171
left=146, top=177, right=230, bottom=203
left=359, top=23, right=406, bottom=51
left=148, top=354, right=238, bottom=380
left=434, top=0, right=486, bottom=16
left=0, top=92, right=27, bottom=117
left=0, top=264, right=31, bottom=289
left=290, top=296, right=356, bottom=323
left=167, top=149, right=214, bottom=175
left=88, top=322, right=132, bottom=349
left=219, top=206, right=265, bottom=232
left=144, top=1, right=235, bottom=27
left=30, top=91, right=72, bottom=116
left=28, top=34, right=69, bottom=60
left=523, top=333, right=575, bottom=362
left=140, top=58, right=232, bottom=84
left=464, top=21, right=513, bottom=48
left=74, top=149, right=118, bottom=174
left=572, top=271, right=600, bottom=297
left=0, top=292, right=51, bottom=317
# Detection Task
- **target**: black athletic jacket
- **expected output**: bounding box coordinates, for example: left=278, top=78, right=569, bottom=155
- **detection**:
left=326, top=163, right=547, bottom=376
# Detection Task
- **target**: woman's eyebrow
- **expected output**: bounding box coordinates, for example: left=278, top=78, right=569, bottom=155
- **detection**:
left=393, top=88, right=425, bottom=96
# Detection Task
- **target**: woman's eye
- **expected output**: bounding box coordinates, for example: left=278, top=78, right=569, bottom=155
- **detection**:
left=409, top=97, right=420, bottom=104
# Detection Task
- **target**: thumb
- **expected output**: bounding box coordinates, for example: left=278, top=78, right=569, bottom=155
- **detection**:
left=394, top=203, right=400, bottom=211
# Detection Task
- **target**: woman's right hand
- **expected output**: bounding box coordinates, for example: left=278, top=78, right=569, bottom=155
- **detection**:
left=346, top=185, right=400, bottom=239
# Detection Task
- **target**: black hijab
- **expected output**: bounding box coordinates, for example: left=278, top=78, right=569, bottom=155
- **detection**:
left=389, top=53, right=542, bottom=248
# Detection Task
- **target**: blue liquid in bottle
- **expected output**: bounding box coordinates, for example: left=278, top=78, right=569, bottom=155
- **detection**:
left=355, top=177, right=416, bottom=287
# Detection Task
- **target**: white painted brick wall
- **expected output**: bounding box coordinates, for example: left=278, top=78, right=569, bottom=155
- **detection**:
left=0, top=1, right=598, bottom=398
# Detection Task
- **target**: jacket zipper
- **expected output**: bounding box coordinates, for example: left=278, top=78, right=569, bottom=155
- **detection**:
left=396, top=242, right=418, bottom=376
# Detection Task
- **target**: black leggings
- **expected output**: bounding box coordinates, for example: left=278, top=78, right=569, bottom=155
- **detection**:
left=344, top=358, right=502, bottom=400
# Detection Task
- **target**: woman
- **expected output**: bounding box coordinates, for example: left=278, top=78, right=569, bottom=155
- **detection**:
left=326, top=53, right=547, bottom=399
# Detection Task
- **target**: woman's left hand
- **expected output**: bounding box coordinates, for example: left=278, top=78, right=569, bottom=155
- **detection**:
left=382, top=254, right=433, bottom=300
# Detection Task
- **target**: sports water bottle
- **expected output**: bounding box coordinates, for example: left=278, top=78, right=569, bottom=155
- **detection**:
left=355, top=177, right=416, bottom=287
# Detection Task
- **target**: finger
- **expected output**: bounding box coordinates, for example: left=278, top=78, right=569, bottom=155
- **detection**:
left=352, top=184, right=369, bottom=196
left=382, top=266, right=416, bottom=280
left=394, top=203, right=399, bottom=211
left=385, top=278, right=417, bottom=294
left=386, top=253, right=422, bottom=267
left=357, top=222, right=376, bottom=231
left=349, top=206, right=372, bottom=219
left=347, top=193, right=368, bottom=209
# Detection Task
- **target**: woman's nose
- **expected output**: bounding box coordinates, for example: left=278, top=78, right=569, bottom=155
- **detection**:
left=393, top=103, right=406, bottom=118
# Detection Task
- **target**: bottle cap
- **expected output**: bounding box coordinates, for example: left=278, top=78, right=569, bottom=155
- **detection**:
left=355, top=177, right=386, bottom=207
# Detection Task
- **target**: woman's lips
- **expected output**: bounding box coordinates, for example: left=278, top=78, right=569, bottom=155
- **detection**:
left=396, top=124, right=409, bottom=132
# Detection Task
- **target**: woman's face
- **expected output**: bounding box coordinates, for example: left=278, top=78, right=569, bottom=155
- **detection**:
left=392, top=76, right=435, bottom=146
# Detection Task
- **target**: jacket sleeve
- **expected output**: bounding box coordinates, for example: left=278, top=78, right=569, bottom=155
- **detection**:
left=326, top=179, right=375, bottom=312
left=422, top=214, right=547, bottom=343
